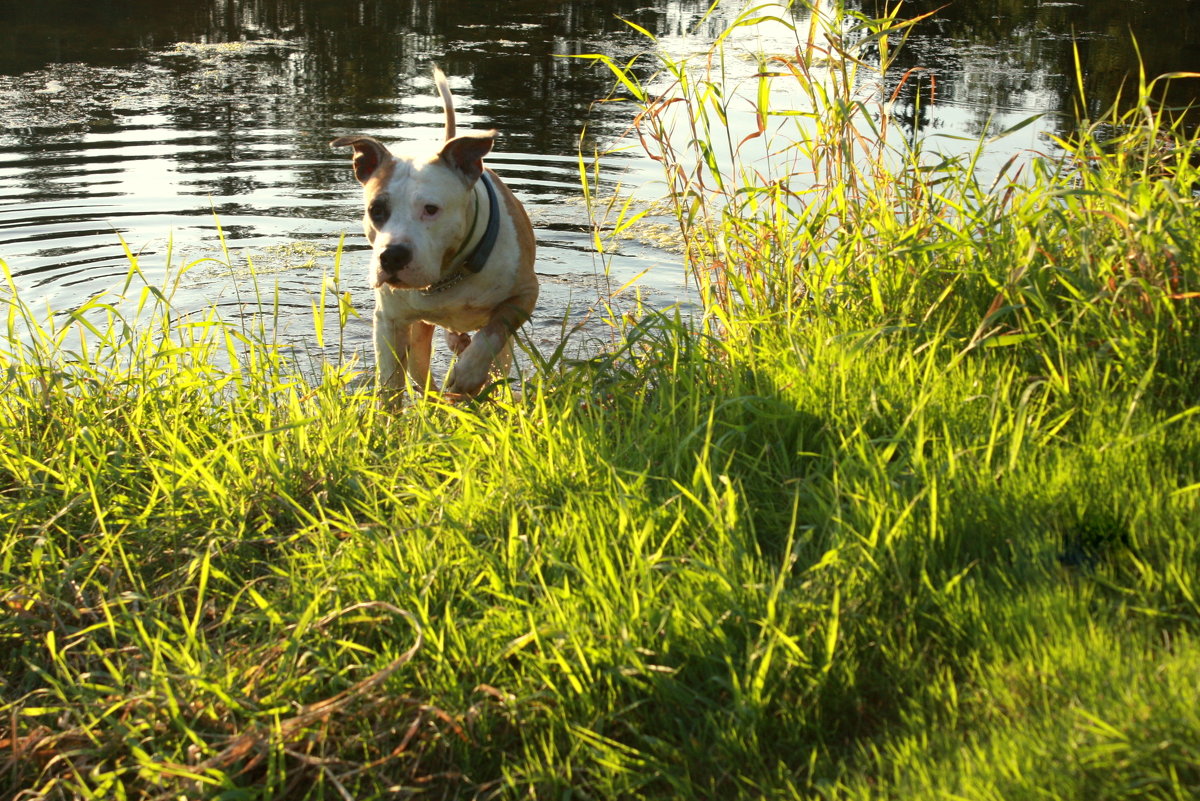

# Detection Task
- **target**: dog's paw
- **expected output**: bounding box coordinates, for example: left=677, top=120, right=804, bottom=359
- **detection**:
left=444, top=330, right=472, bottom=356
left=444, top=354, right=490, bottom=396
left=375, top=384, right=409, bottom=411
left=443, top=370, right=486, bottom=396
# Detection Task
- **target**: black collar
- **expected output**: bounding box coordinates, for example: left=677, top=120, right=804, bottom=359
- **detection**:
left=464, top=171, right=501, bottom=273
left=420, top=172, right=501, bottom=296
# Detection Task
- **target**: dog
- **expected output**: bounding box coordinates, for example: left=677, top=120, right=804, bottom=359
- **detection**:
left=332, top=66, right=538, bottom=397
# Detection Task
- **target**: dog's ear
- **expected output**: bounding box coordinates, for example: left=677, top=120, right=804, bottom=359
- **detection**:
left=438, top=132, right=495, bottom=185
left=331, top=136, right=391, bottom=184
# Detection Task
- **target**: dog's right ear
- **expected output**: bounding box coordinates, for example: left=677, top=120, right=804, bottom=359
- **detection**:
left=331, top=136, right=391, bottom=184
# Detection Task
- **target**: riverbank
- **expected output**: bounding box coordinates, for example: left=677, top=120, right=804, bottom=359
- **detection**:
left=3, top=7, right=1200, bottom=801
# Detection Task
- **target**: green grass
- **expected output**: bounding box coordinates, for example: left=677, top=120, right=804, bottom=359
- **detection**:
left=4, top=2, right=1200, bottom=798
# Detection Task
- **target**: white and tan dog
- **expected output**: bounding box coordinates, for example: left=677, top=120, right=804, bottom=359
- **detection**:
left=332, top=67, right=537, bottom=397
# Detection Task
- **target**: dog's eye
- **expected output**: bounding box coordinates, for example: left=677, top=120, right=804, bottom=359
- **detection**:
left=368, top=201, right=389, bottom=225
left=423, top=204, right=439, bottom=217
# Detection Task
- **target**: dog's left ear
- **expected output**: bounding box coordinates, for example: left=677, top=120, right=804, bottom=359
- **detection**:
left=438, top=132, right=495, bottom=186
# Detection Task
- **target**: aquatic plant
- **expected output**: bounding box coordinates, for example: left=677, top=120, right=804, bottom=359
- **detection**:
left=587, top=2, right=1200, bottom=402
left=2, top=2, right=1199, bottom=799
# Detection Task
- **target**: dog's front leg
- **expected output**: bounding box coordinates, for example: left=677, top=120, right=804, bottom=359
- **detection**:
left=406, top=321, right=436, bottom=393
left=373, top=307, right=412, bottom=395
left=444, top=293, right=536, bottom=396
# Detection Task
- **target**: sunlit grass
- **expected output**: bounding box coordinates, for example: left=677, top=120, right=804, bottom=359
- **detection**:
left=3, top=1, right=1200, bottom=798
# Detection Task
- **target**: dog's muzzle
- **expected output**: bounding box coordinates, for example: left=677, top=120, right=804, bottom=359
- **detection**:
left=376, top=243, right=413, bottom=286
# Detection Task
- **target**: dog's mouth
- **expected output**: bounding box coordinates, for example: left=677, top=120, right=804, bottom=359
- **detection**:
left=375, top=275, right=410, bottom=290
left=375, top=276, right=436, bottom=292
left=373, top=269, right=429, bottom=291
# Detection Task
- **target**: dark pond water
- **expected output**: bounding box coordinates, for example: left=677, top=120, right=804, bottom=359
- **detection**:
left=1, top=0, right=1197, bottom=371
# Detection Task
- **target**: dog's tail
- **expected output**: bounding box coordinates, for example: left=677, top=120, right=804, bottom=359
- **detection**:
left=432, top=65, right=455, bottom=141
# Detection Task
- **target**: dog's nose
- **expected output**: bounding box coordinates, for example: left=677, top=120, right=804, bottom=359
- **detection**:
left=379, top=244, right=413, bottom=274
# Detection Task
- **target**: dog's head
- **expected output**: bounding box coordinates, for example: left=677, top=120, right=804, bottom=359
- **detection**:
left=331, top=132, right=495, bottom=290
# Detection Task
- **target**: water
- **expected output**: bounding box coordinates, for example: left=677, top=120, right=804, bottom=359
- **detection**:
left=1, top=0, right=1195, bottom=370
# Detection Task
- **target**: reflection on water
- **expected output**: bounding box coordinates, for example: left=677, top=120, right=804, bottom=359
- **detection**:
left=0, top=0, right=1196, bottom=371
left=0, top=0, right=720, bottom=369
left=880, top=0, right=1200, bottom=142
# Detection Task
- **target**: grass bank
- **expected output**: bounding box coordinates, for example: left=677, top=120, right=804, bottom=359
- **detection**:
left=4, top=3, right=1200, bottom=799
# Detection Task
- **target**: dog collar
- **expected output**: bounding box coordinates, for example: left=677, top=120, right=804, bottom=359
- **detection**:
left=420, top=172, right=501, bottom=296
left=464, top=171, right=500, bottom=273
